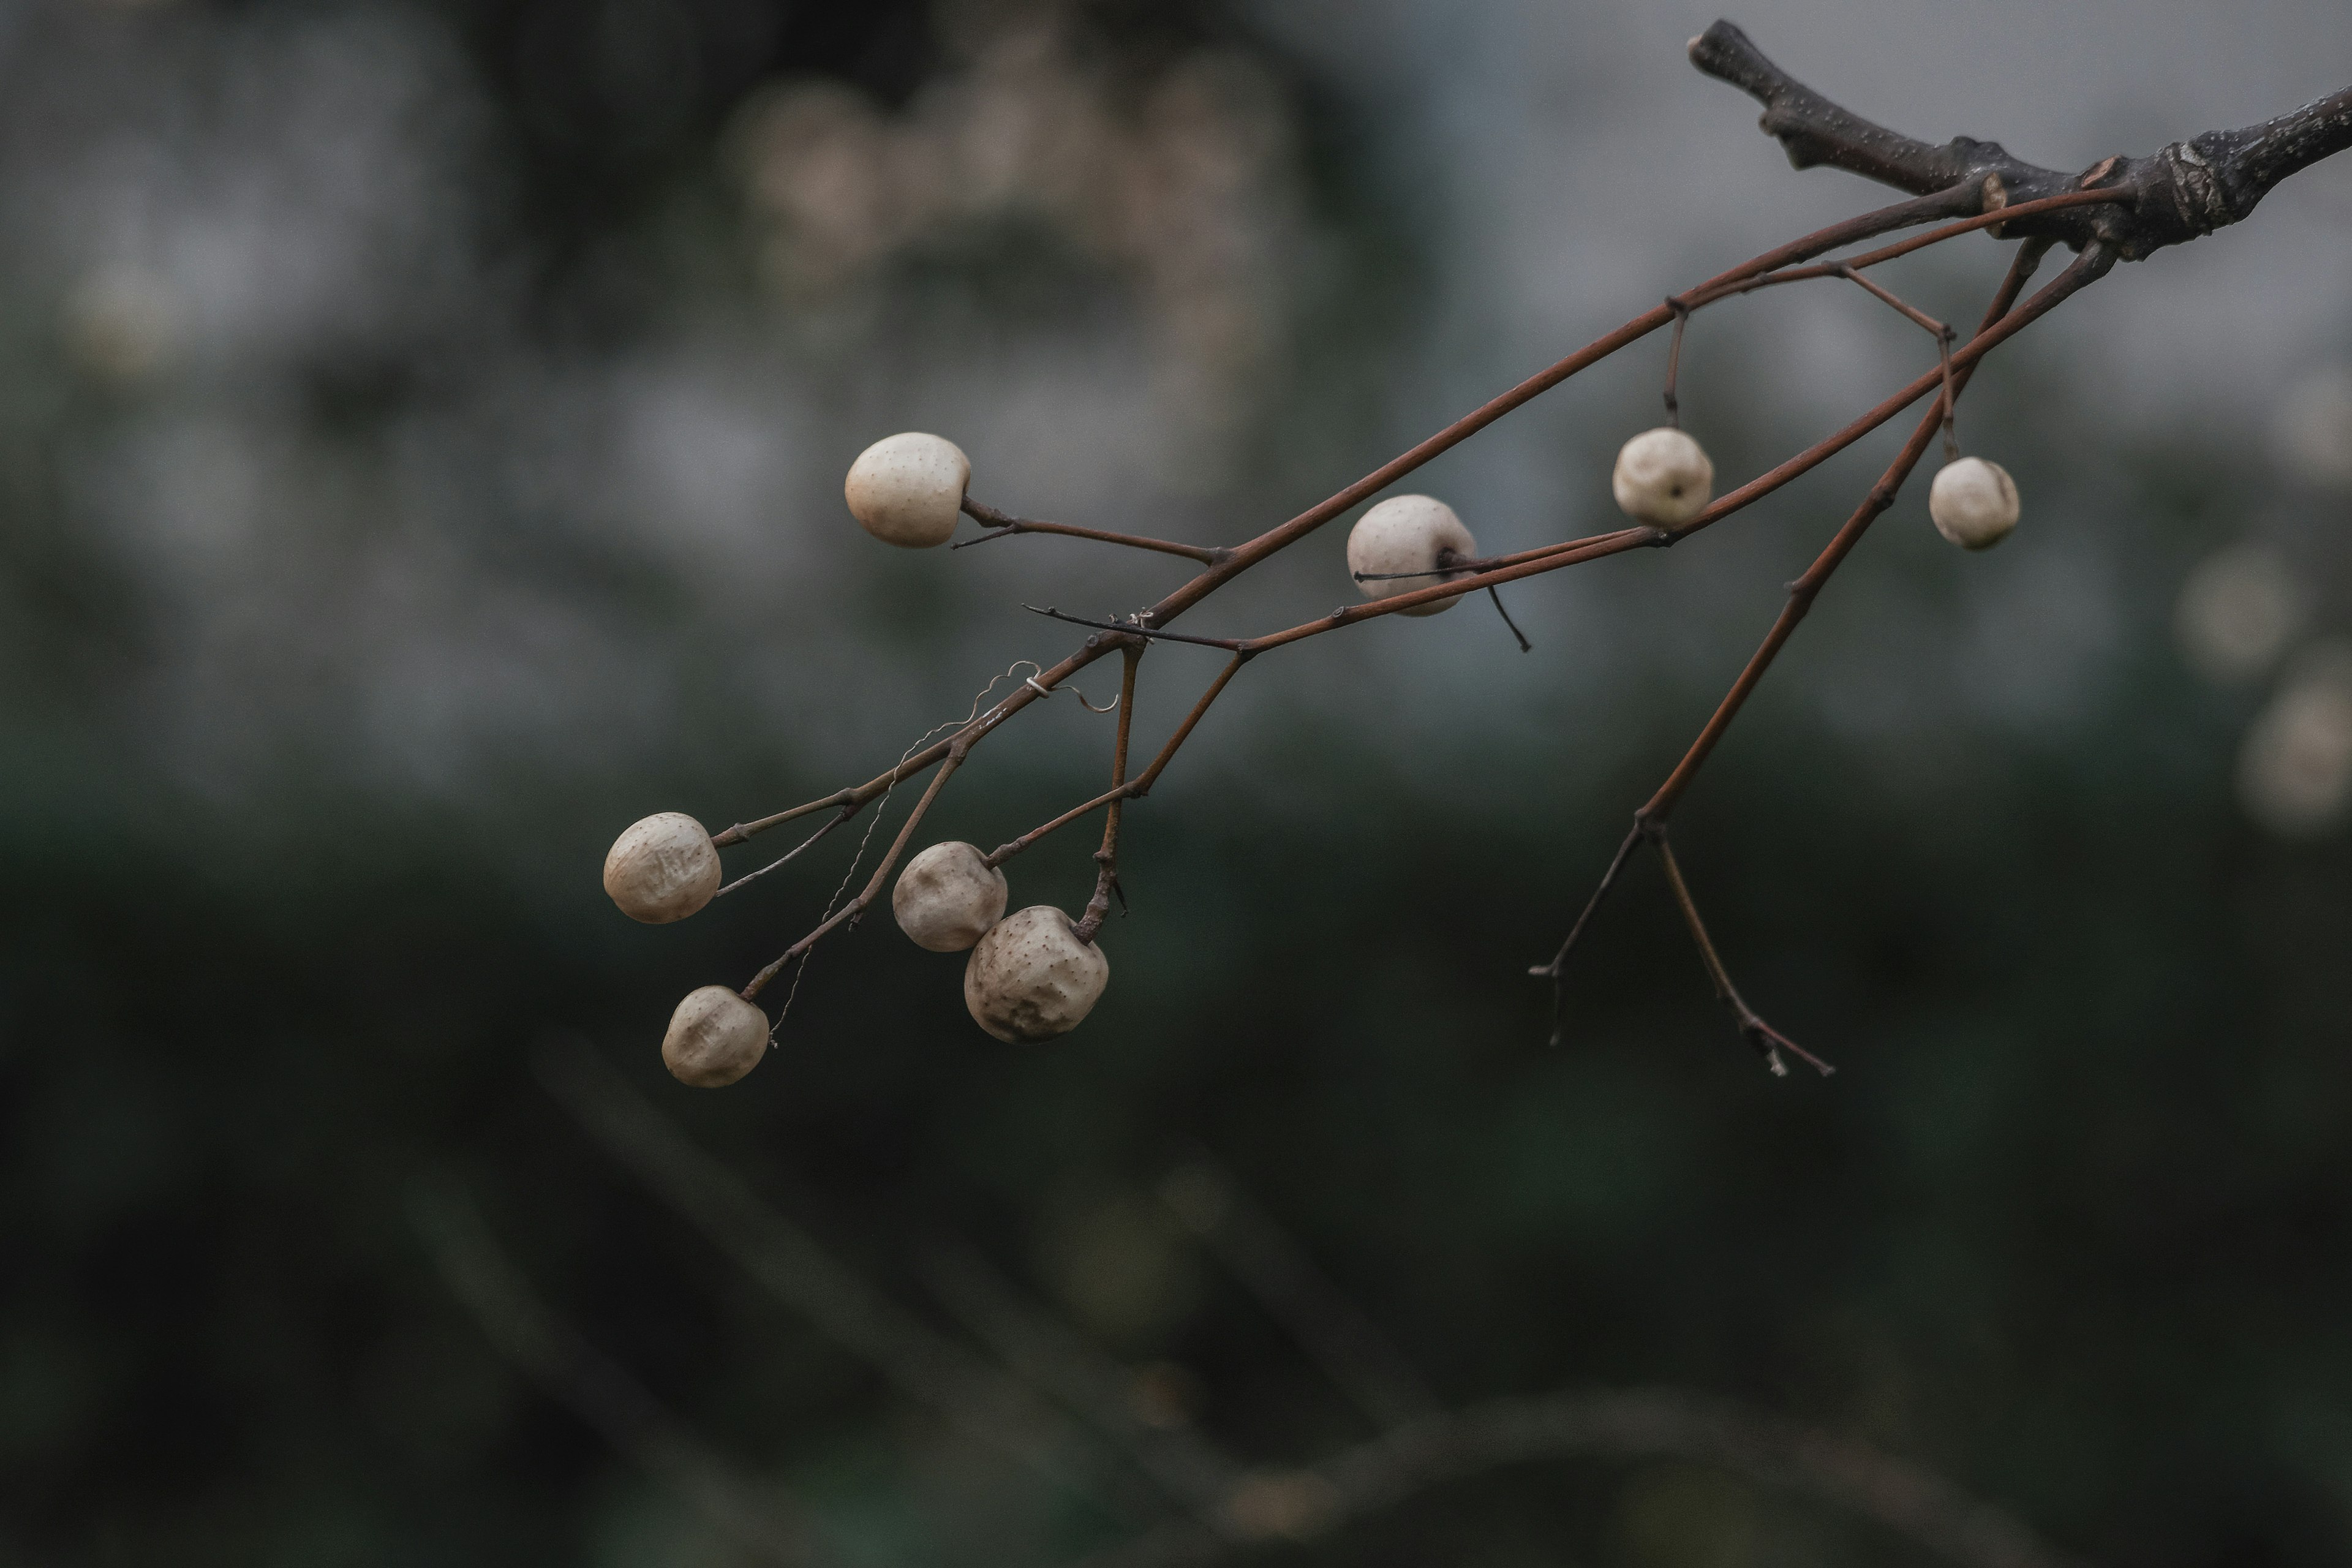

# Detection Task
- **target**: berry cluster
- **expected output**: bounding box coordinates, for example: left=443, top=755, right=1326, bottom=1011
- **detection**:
left=604, top=401, right=2019, bottom=1089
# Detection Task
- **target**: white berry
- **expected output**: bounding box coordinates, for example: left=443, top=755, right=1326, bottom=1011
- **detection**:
left=845, top=432, right=970, bottom=548
left=1928, top=456, right=2019, bottom=550
left=963, top=906, right=1109, bottom=1043
left=1345, top=496, right=1476, bottom=617
left=893, top=841, right=1009, bottom=952
left=662, top=986, right=769, bottom=1087
left=1612, top=428, right=1714, bottom=525
left=604, top=812, right=722, bottom=924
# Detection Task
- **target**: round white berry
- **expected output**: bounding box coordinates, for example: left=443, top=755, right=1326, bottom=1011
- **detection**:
left=1345, top=496, right=1476, bottom=617
left=892, top=841, right=1009, bottom=952
left=845, top=432, right=970, bottom=548
left=1612, top=428, right=1714, bottom=526
left=963, top=906, right=1109, bottom=1043
left=1928, top=456, right=2019, bottom=550
left=662, top=986, right=769, bottom=1087
left=604, top=812, right=722, bottom=924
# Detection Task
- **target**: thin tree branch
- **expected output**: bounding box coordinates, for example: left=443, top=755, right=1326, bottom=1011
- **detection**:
left=1653, top=830, right=1834, bottom=1077
left=1529, top=816, right=1647, bottom=1044
left=1231, top=244, right=2099, bottom=652
left=742, top=739, right=968, bottom=1000
left=703, top=181, right=2126, bottom=899
left=960, top=498, right=1229, bottom=566
left=1028, top=606, right=1244, bottom=652
left=1074, top=644, right=1144, bottom=944
left=986, top=655, right=1250, bottom=868
left=716, top=809, right=850, bottom=899
left=1534, top=238, right=2084, bottom=1066
left=1643, top=241, right=2095, bottom=824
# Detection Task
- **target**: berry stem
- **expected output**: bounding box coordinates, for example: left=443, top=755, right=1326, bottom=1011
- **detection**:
left=957, top=498, right=1227, bottom=565
left=741, top=744, right=969, bottom=1001
left=1072, top=644, right=1144, bottom=945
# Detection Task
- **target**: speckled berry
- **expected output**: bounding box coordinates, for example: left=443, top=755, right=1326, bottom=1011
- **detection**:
left=1928, top=456, right=2019, bottom=550
left=662, top=986, right=769, bottom=1087
left=845, top=432, right=970, bottom=548
left=893, top=841, right=1009, bottom=952
left=1612, top=428, right=1714, bottom=526
left=604, top=812, right=722, bottom=924
left=963, top=906, right=1109, bottom=1043
left=1345, top=496, right=1476, bottom=617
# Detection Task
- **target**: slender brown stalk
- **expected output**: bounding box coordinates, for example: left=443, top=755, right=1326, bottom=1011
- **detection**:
left=711, top=183, right=2126, bottom=987
left=959, top=498, right=1228, bottom=565
left=987, top=653, right=1250, bottom=867
left=1529, top=238, right=2085, bottom=1066
left=742, top=742, right=969, bottom=1000
left=1653, top=834, right=1833, bottom=1077
left=1073, top=646, right=1144, bottom=943
left=1145, top=183, right=1999, bottom=635
left=1645, top=239, right=2093, bottom=823
left=1234, top=235, right=2105, bottom=649
left=1029, top=606, right=1245, bottom=652
left=1673, top=184, right=2124, bottom=313
left=715, top=809, right=849, bottom=898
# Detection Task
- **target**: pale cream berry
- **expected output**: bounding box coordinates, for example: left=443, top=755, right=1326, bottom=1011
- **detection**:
left=845, top=432, right=970, bottom=548
left=1928, top=456, right=2020, bottom=550
left=1345, top=495, right=1476, bottom=617
left=604, top=812, right=722, bottom=924
left=662, top=986, right=769, bottom=1087
left=893, top=841, right=1008, bottom=952
left=1612, top=428, right=1714, bottom=525
left=963, top=906, right=1109, bottom=1043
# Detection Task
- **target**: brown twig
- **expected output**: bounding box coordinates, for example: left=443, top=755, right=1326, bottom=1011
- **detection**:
left=1232, top=228, right=2104, bottom=652
left=987, top=654, right=1250, bottom=868
left=1532, top=238, right=2090, bottom=1069
left=1529, top=816, right=1647, bottom=1046
left=741, top=737, right=970, bottom=1000
left=1652, top=830, right=1833, bottom=1077
left=959, top=497, right=1229, bottom=565
left=1692, top=18, right=2352, bottom=260
left=701, top=170, right=2130, bottom=984
left=1073, top=645, right=1144, bottom=943
left=716, top=807, right=850, bottom=899
left=1027, top=605, right=1245, bottom=652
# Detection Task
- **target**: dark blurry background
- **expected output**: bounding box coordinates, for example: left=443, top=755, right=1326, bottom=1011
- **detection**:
left=7, top=0, right=2352, bottom=1562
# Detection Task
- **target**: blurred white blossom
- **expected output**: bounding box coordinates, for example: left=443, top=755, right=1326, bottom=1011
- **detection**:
left=2238, top=643, right=2352, bottom=835
left=2274, top=366, right=2352, bottom=492
left=2175, top=543, right=2307, bottom=684
left=726, top=10, right=1302, bottom=444
left=61, top=262, right=179, bottom=384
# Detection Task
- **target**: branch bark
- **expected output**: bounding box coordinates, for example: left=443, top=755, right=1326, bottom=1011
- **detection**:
left=1691, top=19, right=2352, bottom=259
